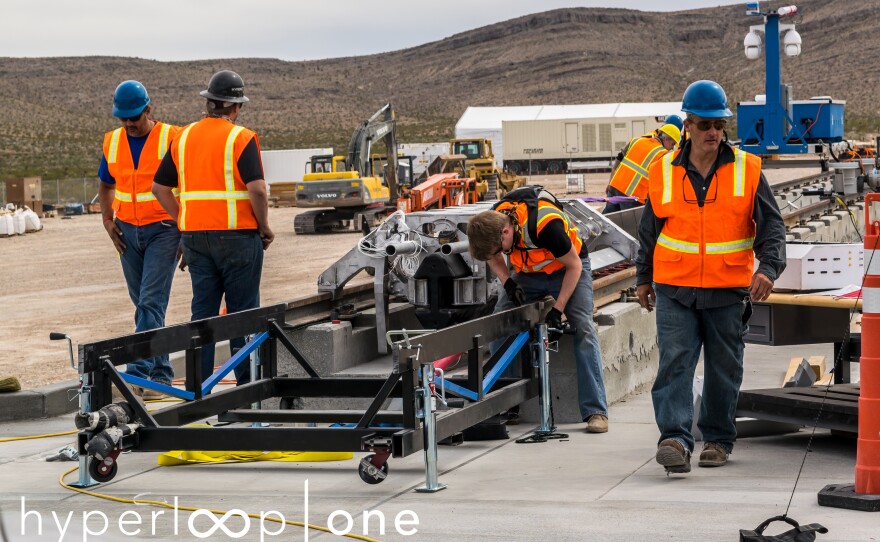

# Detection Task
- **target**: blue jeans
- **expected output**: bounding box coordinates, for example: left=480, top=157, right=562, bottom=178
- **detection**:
left=116, top=219, right=180, bottom=384
left=495, top=257, right=608, bottom=420
left=181, top=230, right=263, bottom=385
left=652, top=288, right=747, bottom=454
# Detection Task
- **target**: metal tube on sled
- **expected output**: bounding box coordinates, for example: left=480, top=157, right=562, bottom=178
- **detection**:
left=385, top=241, right=420, bottom=256
left=439, top=241, right=469, bottom=255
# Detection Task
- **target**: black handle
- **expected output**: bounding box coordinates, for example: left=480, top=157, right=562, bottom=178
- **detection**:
left=754, top=515, right=799, bottom=534
left=49, top=332, right=67, bottom=341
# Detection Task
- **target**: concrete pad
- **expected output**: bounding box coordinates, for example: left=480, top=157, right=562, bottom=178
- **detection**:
left=0, top=342, right=875, bottom=541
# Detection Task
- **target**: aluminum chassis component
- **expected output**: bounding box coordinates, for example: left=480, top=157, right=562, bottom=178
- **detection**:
left=75, top=301, right=551, bottom=489
left=317, top=199, right=639, bottom=352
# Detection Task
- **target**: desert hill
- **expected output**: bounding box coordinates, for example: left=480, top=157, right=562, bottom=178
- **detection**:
left=1, top=0, right=877, bottom=179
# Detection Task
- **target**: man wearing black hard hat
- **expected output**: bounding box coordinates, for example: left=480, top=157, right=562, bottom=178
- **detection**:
left=152, top=70, right=273, bottom=386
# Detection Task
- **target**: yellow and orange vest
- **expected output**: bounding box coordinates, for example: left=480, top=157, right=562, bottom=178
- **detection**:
left=103, top=122, right=180, bottom=225
left=647, top=147, right=761, bottom=288
left=170, top=118, right=260, bottom=231
left=494, top=198, right=582, bottom=275
left=608, top=133, right=669, bottom=203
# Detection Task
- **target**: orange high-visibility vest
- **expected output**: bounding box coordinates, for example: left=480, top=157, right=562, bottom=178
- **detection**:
left=608, top=132, right=668, bottom=203
left=170, top=118, right=260, bottom=231
left=647, top=147, right=761, bottom=288
left=494, top=200, right=583, bottom=274
left=103, top=122, right=180, bottom=225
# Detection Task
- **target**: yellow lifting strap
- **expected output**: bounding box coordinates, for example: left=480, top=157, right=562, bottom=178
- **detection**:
left=157, top=450, right=353, bottom=466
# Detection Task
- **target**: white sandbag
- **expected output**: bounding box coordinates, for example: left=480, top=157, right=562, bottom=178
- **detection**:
left=0, top=214, right=12, bottom=236
left=12, top=212, right=26, bottom=235
left=23, top=209, right=42, bottom=232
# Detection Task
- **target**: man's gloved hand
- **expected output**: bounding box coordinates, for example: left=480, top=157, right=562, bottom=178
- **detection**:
left=503, top=278, right=525, bottom=307
left=544, top=307, right=563, bottom=342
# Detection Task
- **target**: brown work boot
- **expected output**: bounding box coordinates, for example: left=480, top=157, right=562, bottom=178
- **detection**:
left=136, top=384, right=170, bottom=400
left=656, top=438, right=691, bottom=474
left=698, top=442, right=729, bottom=467
left=585, top=414, right=608, bottom=433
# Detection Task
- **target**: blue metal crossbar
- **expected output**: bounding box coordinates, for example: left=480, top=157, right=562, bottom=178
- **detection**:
left=439, top=331, right=530, bottom=401
left=201, top=332, right=269, bottom=394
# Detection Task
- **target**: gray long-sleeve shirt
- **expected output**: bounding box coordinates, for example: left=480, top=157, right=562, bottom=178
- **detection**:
left=634, top=140, right=787, bottom=309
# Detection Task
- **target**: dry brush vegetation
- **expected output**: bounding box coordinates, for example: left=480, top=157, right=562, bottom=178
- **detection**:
left=1, top=0, right=878, bottom=179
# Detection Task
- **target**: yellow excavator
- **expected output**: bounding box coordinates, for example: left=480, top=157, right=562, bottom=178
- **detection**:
left=293, top=104, right=409, bottom=234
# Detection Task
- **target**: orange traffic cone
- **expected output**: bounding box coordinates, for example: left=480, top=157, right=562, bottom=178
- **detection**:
left=818, top=192, right=880, bottom=511
left=856, top=193, right=880, bottom=495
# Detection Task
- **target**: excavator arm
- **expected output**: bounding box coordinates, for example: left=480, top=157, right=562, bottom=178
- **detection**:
left=347, top=103, right=399, bottom=201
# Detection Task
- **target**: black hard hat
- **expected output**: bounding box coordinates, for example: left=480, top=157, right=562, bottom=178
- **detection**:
left=200, top=70, right=249, bottom=103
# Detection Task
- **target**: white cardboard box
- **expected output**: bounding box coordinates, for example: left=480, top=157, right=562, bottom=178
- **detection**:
left=771, top=243, right=864, bottom=291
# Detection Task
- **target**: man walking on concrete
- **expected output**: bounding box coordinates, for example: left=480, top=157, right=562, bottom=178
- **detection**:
left=152, top=70, right=273, bottom=385
left=635, top=80, right=786, bottom=473
left=98, top=80, right=180, bottom=398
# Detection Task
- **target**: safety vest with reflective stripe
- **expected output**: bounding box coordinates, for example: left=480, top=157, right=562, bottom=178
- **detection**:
left=608, top=133, right=667, bottom=203
left=170, top=118, right=259, bottom=231
left=647, top=146, right=762, bottom=288
left=103, top=122, right=180, bottom=226
left=494, top=200, right=583, bottom=274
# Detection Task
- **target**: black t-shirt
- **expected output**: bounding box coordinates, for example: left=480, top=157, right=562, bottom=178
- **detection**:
left=534, top=218, right=573, bottom=258
left=153, top=137, right=264, bottom=187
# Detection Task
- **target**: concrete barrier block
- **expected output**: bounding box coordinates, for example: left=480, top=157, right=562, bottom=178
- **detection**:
left=41, top=381, right=79, bottom=417
left=789, top=227, right=814, bottom=242
left=0, top=391, right=44, bottom=422
left=806, top=220, right=830, bottom=242
left=520, top=302, right=658, bottom=423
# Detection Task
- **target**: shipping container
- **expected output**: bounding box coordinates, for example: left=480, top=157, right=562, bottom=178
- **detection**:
left=456, top=103, right=683, bottom=175
left=502, top=102, right=684, bottom=175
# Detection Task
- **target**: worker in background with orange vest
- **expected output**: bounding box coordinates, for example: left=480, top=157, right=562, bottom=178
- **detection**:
left=603, top=116, right=682, bottom=213
left=152, top=70, right=274, bottom=385
left=635, top=80, right=786, bottom=475
left=98, top=81, right=181, bottom=398
left=467, top=186, right=609, bottom=433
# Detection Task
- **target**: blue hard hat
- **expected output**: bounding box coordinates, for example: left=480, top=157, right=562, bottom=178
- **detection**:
left=681, top=80, right=732, bottom=119
left=112, top=80, right=150, bottom=118
left=663, top=114, right=683, bottom=131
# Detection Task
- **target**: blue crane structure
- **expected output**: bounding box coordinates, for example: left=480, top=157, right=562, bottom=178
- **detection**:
left=736, top=3, right=845, bottom=155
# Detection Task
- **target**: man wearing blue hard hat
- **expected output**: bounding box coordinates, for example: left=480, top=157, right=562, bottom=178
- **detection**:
left=603, top=115, right=682, bottom=213
left=97, top=80, right=182, bottom=399
left=635, top=80, right=786, bottom=475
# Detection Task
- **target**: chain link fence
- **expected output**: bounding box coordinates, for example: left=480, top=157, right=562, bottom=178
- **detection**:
left=1, top=178, right=101, bottom=209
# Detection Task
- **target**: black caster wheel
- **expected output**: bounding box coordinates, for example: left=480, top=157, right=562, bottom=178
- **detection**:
left=88, top=457, right=118, bottom=483
left=358, top=455, right=388, bottom=484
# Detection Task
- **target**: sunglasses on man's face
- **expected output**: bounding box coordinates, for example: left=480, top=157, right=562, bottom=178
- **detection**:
left=691, top=119, right=727, bottom=132
left=119, top=112, right=144, bottom=123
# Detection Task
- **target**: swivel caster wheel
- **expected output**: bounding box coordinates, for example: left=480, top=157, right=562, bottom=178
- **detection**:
left=89, top=457, right=118, bottom=483
left=358, top=454, right=389, bottom=484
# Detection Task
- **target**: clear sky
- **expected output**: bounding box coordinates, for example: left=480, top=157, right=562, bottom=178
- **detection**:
left=3, top=1, right=745, bottom=61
